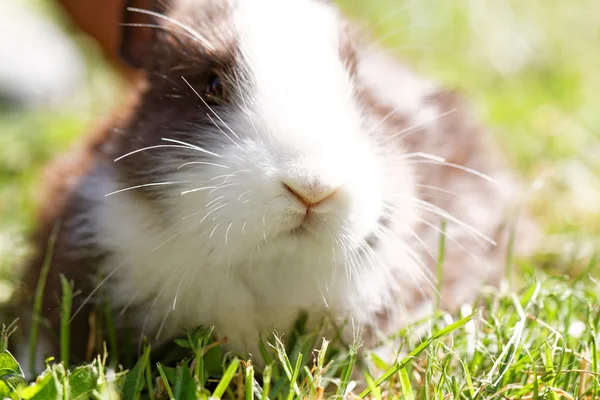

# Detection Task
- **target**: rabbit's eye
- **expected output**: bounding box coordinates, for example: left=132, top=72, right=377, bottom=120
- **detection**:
left=204, top=70, right=226, bottom=105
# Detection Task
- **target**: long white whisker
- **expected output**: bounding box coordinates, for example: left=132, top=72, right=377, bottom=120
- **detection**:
left=403, top=196, right=496, bottom=246
left=181, top=186, right=216, bottom=195
left=179, top=200, right=225, bottom=220
left=119, top=22, right=200, bottom=43
left=234, top=74, right=260, bottom=138
left=205, top=195, right=226, bottom=208
left=373, top=225, right=438, bottom=295
left=126, top=7, right=214, bottom=50
left=119, top=287, right=142, bottom=316
left=114, top=145, right=207, bottom=162
left=396, top=152, right=446, bottom=162
left=415, top=184, right=458, bottom=196
left=155, top=250, right=203, bottom=340
left=211, top=170, right=250, bottom=182
left=177, top=161, right=229, bottom=170
left=237, top=190, right=251, bottom=202
left=262, top=215, right=268, bottom=243
left=181, top=76, right=244, bottom=147
left=225, top=222, right=234, bottom=246
left=405, top=160, right=497, bottom=185
left=417, top=217, right=482, bottom=260
left=105, top=181, right=187, bottom=197
left=161, top=138, right=222, bottom=158
left=152, top=231, right=183, bottom=252
left=71, top=256, right=131, bottom=321
left=209, top=223, right=221, bottom=238
left=208, top=183, right=240, bottom=195
left=206, top=114, right=243, bottom=150
left=367, top=105, right=405, bottom=136
left=199, top=203, right=228, bottom=222
left=407, top=229, right=437, bottom=262
left=383, top=109, right=457, bottom=143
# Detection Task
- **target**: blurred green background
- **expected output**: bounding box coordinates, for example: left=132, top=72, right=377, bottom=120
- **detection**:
left=0, top=0, right=598, bottom=303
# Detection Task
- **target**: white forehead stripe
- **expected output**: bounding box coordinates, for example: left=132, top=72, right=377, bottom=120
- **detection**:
left=233, top=0, right=359, bottom=148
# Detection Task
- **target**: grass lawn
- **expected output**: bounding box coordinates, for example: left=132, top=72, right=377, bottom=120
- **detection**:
left=0, top=0, right=598, bottom=398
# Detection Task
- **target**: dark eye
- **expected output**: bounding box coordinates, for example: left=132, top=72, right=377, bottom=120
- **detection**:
left=204, top=70, right=226, bottom=104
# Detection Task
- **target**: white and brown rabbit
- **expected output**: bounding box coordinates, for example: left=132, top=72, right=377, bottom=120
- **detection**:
left=11, top=0, right=532, bottom=376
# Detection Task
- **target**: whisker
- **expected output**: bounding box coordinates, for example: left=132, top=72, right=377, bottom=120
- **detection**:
left=208, top=182, right=240, bottom=195
left=237, top=190, right=251, bottom=202
left=114, top=144, right=208, bottom=162
left=417, top=217, right=481, bottom=261
left=105, top=181, right=186, bottom=197
left=373, top=225, right=438, bottom=294
left=415, top=184, right=458, bottom=196
left=402, top=196, right=496, bottom=246
left=404, top=160, right=497, bottom=185
left=396, top=151, right=446, bottom=162
left=234, top=73, right=260, bottom=138
left=262, top=215, right=268, bottom=243
left=181, top=76, right=244, bottom=147
left=225, top=222, right=234, bottom=245
left=205, top=195, right=226, bottom=208
left=211, top=170, right=251, bottom=183
left=200, top=203, right=228, bottom=222
left=407, top=228, right=437, bottom=262
left=152, top=231, right=183, bottom=252
left=206, top=114, right=243, bottom=150
left=126, top=7, right=215, bottom=50
left=180, top=186, right=216, bottom=195
left=71, top=256, right=131, bottom=321
left=383, top=109, right=457, bottom=143
left=209, top=223, right=221, bottom=238
left=177, top=161, right=229, bottom=170
left=366, top=104, right=405, bottom=136
left=119, top=22, right=200, bottom=43
left=155, top=250, right=203, bottom=340
left=161, top=138, right=222, bottom=158
left=118, top=287, right=142, bottom=316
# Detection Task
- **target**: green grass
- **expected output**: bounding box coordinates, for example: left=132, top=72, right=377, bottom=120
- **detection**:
left=1, top=0, right=599, bottom=398
left=1, top=271, right=599, bottom=398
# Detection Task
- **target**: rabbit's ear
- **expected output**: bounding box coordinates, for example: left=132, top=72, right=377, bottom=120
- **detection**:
left=119, top=0, right=167, bottom=69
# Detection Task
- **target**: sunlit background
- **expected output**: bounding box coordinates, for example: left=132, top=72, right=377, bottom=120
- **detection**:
left=0, top=0, right=599, bottom=304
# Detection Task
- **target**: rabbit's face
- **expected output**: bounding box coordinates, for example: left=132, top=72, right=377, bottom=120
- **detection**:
left=112, top=0, right=415, bottom=273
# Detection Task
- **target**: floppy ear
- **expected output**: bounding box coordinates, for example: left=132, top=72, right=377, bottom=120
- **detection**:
left=119, top=0, right=164, bottom=68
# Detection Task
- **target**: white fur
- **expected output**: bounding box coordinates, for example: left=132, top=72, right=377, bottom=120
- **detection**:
left=82, top=0, right=425, bottom=364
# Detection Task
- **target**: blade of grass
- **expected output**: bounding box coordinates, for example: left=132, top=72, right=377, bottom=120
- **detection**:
left=363, top=370, right=381, bottom=400
left=104, top=300, right=119, bottom=366
left=399, top=366, right=414, bottom=400
left=245, top=363, right=254, bottom=400
left=303, top=366, right=316, bottom=397
left=336, top=344, right=357, bottom=397
left=271, top=333, right=301, bottom=398
left=285, top=353, right=303, bottom=400
left=29, top=221, right=60, bottom=377
left=434, top=219, right=447, bottom=312
left=157, top=363, right=175, bottom=400
left=212, top=357, right=240, bottom=398
left=59, top=275, right=73, bottom=369
left=461, top=360, right=475, bottom=399
left=145, top=356, right=156, bottom=400
left=262, top=364, right=272, bottom=400
left=589, top=306, right=598, bottom=398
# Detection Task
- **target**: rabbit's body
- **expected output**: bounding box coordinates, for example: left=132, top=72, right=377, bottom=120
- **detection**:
left=13, top=0, right=527, bottom=375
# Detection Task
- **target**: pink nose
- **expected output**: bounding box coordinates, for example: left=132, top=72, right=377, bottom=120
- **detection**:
left=282, top=181, right=339, bottom=207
